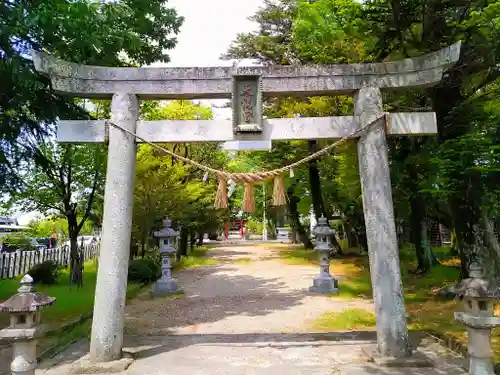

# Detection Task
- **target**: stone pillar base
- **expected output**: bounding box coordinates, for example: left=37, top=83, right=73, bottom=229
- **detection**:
left=68, top=352, right=134, bottom=374
left=470, top=356, right=495, bottom=375
left=309, top=277, right=339, bottom=294
left=152, top=279, right=183, bottom=297
left=361, top=346, right=433, bottom=367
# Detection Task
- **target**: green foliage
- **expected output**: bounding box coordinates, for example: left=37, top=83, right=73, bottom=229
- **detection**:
left=245, top=218, right=264, bottom=234
left=293, top=0, right=374, bottom=63
left=133, top=100, right=230, bottom=251
left=1, top=0, right=184, bottom=188
left=143, top=100, right=213, bottom=121
left=360, top=0, right=500, bottom=274
left=222, top=0, right=298, bottom=64
left=27, top=216, right=93, bottom=239
left=227, top=0, right=500, bottom=274
left=128, top=259, right=161, bottom=284
left=28, top=261, right=60, bottom=285
left=1, top=232, right=35, bottom=251
left=224, top=0, right=369, bottom=249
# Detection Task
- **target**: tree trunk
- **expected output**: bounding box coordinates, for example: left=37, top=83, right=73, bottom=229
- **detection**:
left=431, top=74, right=479, bottom=281
left=410, top=195, right=436, bottom=274
left=344, top=222, right=358, bottom=248
left=306, top=141, right=345, bottom=254
left=140, top=229, right=147, bottom=258
left=481, top=211, right=500, bottom=278
left=189, top=229, right=196, bottom=251
left=197, top=233, right=204, bottom=246
left=177, top=227, right=189, bottom=260
left=130, top=241, right=139, bottom=260
left=290, top=226, right=298, bottom=244
left=358, top=227, right=368, bottom=252
left=308, top=141, right=327, bottom=219
left=287, top=185, right=313, bottom=249
left=449, top=230, right=458, bottom=256
left=449, top=200, right=474, bottom=280
left=68, top=218, right=83, bottom=287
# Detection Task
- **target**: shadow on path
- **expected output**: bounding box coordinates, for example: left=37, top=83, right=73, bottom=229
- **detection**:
left=124, top=264, right=308, bottom=335
left=124, top=331, right=381, bottom=359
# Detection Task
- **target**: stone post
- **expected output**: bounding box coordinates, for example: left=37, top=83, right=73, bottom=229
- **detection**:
left=355, top=87, right=411, bottom=357
left=452, top=264, right=500, bottom=375
left=0, top=275, right=55, bottom=375
left=152, top=217, right=182, bottom=296
left=309, top=216, right=338, bottom=294
left=276, top=227, right=291, bottom=243
left=90, top=93, right=138, bottom=362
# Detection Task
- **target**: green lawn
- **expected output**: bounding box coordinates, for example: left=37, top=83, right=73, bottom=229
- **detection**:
left=173, top=246, right=219, bottom=270
left=0, top=260, right=143, bottom=331
left=0, top=246, right=214, bottom=329
left=280, top=244, right=500, bottom=362
left=0, top=248, right=213, bottom=367
left=311, top=308, right=376, bottom=331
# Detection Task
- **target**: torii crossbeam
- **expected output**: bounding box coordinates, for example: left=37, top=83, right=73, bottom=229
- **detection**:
left=32, top=41, right=461, bottom=365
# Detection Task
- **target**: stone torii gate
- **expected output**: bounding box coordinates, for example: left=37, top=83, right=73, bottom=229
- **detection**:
left=32, top=42, right=461, bottom=365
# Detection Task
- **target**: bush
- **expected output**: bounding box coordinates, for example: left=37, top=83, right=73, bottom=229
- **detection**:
left=28, top=261, right=60, bottom=285
left=245, top=218, right=263, bottom=235
left=128, top=258, right=161, bottom=284
left=2, top=232, right=36, bottom=251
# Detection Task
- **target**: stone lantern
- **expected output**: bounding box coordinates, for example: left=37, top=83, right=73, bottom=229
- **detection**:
left=451, top=263, right=500, bottom=375
left=276, top=227, right=291, bottom=243
left=0, top=274, right=55, bottom=375
left=309, top=216, right=339, bottom=294
left=152, top=216, right=182, bottom=296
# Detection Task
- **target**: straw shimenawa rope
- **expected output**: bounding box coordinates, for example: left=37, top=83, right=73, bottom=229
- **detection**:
left=106, top=113, right=389, bottom=211
left=272, top=175, right=286, bottom=206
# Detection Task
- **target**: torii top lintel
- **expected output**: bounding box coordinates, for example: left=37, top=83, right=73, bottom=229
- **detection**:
left=32, top=42, right=461, bottom=100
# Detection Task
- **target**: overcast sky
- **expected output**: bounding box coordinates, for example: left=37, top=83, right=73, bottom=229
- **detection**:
left=156, top=0, right=265, bottom=119
left=158, top=0, right=262, bottom=67
left=17, top=0, right=264, bottom=225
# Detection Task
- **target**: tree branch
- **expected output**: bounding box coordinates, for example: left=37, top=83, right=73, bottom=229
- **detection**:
left=77, top=162, right=100, bottom=233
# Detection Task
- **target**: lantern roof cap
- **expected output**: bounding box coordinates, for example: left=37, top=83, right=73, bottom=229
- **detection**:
left=314, top=215, right=334, bottom=236
left=154, top=216, right=179, bottom=238
left=0, top=275, right=55, bottom=313
left=451, top=264, right=500, bottom=299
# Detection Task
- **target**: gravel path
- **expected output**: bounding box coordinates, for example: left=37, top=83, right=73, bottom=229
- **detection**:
left=124, top=243, right=373, bottom=336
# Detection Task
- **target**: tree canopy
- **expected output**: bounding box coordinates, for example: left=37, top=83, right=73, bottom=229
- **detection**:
left=224, top=0, right=500, bottom=276
left=1, top=0, right=184, bottom=188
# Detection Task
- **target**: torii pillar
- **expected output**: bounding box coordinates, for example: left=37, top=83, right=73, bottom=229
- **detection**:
left=355, top=87, right=410, bottom=356
left=32, top=42, right=461, bottom=365
left=90, top=93, right=139, bottom=361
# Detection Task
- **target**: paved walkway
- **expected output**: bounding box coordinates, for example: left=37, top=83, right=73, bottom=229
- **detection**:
left=36, top=243, right=467, bottom=375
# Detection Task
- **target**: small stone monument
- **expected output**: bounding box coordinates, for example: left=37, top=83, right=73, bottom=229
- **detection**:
left=276, top=227, right=291, bottom=243
left=0, top=275, right=55, bottom=375
left=452, top=263, right=500, bottom=375
left=309, top=216, right=339, bottom=294
left=152, top=216, right=182, bottom=296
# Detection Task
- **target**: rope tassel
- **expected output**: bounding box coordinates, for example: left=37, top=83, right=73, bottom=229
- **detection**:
left=242, top=182, right=256, bottom=212
left=272, top=175, right=286, bottom=206
left=214, top=176, right=228, bottom=209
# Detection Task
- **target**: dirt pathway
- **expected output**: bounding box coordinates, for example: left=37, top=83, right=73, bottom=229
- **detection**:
left=123, top=243, right=372, bottom=336
left=37, top=243, right=467, bottom=375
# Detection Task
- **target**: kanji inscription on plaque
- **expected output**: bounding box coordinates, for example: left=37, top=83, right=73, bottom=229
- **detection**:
left=232, top=75, right=262, bottom=133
